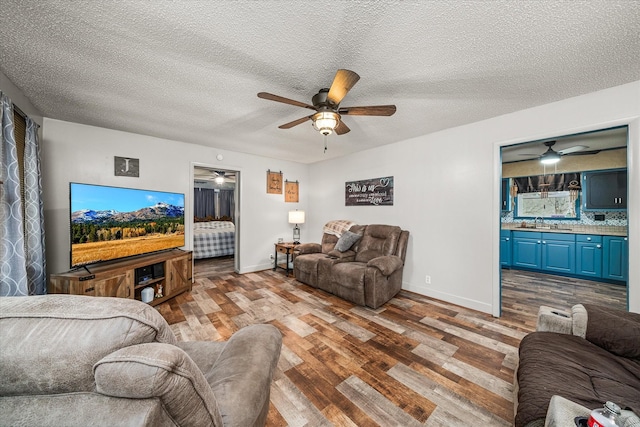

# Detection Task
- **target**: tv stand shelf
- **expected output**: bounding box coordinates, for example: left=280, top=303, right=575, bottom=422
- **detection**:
left=49, top=249, right=192, bottom=307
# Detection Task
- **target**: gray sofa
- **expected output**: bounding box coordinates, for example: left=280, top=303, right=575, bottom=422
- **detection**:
left=0, top=295, right=282, bottom=427
left=293, top=223, right=409, bottom=309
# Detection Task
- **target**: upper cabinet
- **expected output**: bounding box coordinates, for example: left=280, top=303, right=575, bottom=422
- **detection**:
left=583, top=169, right=627, bottom=210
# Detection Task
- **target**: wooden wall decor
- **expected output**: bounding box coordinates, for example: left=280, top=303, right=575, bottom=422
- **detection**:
left=345, top=176, right=394, bottom=206
left=267, top=170, right=283, bottom=194
left=114, top=156, right=139, bottom=177
left=285, top=180, right=299, bottom=203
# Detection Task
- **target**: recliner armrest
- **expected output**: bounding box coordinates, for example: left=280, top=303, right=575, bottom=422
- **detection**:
left=367, top=255, right=404, bottom=276
left=294, top=243, right=322, bottom=255
left=535, top=304, right=587, bottom=337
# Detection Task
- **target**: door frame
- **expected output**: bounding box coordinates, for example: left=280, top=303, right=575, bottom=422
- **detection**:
left=190, top=161, right=241, bottom=274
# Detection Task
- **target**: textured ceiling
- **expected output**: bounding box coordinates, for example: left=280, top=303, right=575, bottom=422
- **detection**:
left=1, top=1, right=639, bottom=164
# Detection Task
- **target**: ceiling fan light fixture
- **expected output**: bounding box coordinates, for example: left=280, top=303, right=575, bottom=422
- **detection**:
left=214, top=171, right=225, bottom=184
left=312, top=111, right=339, bottom=135
left=540, top=149, right=561, bottom=164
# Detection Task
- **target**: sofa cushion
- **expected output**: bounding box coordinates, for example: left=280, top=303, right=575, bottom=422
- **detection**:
left=334, top=230, right=362, bottom=252
left=94, top=342, right=223, bottom=426
left=355, top=225, right=402, bottom=263
left=0, top=295, right=176, bottom=396
left=583, top=304, right=640, bottom=360
left=0, top=392, right=176, bottom=427
left=515, top=331, right=640, bottom=427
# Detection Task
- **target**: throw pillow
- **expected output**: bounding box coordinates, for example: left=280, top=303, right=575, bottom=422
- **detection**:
left=334, top=230, right=362, bottom=252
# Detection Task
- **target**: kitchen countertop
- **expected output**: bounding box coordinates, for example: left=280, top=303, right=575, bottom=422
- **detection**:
left=501, top=223, right=627, bottom=237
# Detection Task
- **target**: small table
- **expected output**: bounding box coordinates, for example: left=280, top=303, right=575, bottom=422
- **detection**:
left=273, top=242, right=299, bottom=276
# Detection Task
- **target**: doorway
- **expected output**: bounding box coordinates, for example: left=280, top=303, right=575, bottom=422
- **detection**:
left=499, top=126, right=629, bottom=317
left=192, top=164, right=240, bottom=274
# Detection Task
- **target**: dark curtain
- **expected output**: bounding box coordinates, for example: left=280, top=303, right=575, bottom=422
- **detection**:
left=219, top=190, right=234, bottom=222
left=513, top=173, right=581, bottom=193
left=193, top=188, right=216, bottom=218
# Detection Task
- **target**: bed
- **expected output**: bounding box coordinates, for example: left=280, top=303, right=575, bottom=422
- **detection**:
left=193, top=221, right=235, bottom=259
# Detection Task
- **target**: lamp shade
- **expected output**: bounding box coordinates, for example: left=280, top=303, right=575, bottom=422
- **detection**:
left=312, top=112, right=339, bottom=135
left=288, top=210, right=305, bottom=224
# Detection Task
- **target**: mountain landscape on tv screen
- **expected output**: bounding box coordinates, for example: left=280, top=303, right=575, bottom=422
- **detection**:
left=72, top=202, right=184, bottom=224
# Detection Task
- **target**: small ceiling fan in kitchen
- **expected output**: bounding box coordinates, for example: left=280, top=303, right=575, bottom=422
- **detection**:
left=521, top=141, right=601, bottom=164
left=257, top=69, right=396, bottom=137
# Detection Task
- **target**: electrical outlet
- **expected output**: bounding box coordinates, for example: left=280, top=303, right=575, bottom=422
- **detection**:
left=425, top=275, right=431, bottom=285
left=269, top=254, right=274, bottom=260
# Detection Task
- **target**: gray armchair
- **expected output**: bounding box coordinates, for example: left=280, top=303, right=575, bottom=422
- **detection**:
left=0, top=295, right=282, bottom=427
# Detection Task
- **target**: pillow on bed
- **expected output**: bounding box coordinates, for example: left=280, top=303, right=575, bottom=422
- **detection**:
left=334, top=231, right=362, bottom=252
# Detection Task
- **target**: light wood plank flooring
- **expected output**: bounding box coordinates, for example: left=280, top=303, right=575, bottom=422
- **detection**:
left=157, top=258, right=627, bottom=427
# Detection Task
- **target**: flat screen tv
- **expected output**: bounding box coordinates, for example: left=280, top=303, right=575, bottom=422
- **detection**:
left=70, top=182, right=185, bottom=268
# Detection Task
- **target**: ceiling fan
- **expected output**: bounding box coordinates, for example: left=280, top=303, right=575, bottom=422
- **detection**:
left=194, top=169, right=235, bottom=184
left=257, top=69, right=396, bottom=136
left=522, top=141, right=601, bottom=164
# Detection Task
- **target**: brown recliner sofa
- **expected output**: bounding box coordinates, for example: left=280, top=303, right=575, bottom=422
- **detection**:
left=0, top=295, right=282, bottom=427
left=514, top=303, right=640, bottom=427
left=293, top=223, right=409, bottom=309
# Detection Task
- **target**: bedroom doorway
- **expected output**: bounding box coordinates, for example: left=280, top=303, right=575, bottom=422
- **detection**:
left=192, top=164, right=240, bottom=275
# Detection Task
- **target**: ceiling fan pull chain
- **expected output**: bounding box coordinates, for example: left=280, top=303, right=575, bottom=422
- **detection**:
left=324, top=134, right=328, bottom=153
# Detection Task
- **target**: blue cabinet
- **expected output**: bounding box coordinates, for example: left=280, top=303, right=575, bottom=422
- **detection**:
left=500, top=230, right=511, bottom=267
left=512, top=231, right=542, bottom=269
left=576, top=235, right=603, bottom=278
left=541, top=233, right=575, bottom=274
left=603, top=236, right=628, bottom=281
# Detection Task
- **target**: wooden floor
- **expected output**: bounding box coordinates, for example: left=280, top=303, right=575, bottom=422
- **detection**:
left=157, top=258, right=627, bottom=427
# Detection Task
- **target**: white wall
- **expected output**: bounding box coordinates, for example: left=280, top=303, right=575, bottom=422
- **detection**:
left=1, top=70, right=43, bottom=126
left=41, top=119, right=309, bottom=275
left=307, top=81, right=640, bottom=314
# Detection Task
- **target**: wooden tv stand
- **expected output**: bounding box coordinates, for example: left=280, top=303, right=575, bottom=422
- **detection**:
left=49, top=249, right=192, bottom=307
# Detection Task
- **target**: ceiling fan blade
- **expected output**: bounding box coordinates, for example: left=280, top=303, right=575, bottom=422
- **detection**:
left=335, top=120, right=350, bottom=135
left=327, top=69, right=360, bottom=106
left=278, top=115, right=312, bottom=129
left=339, top=105, right=397, bottom=116
left=558, top=145, right=588, bottom=155
left=564, top=149, right=601, bottom=156
left=257, top=92, right=316, bottom=110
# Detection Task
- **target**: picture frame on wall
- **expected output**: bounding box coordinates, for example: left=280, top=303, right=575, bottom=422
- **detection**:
left=285, top=180, right=299, bottom=203
left=267, top=170, right=283, bottom=194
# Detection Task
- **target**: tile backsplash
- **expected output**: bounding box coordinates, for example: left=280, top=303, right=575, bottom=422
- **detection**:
left=501, top=207, right=627, bottom=227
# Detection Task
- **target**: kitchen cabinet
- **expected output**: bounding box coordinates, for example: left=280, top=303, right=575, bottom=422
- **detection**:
left=512, top=231, right=542, bottom=269
left=583, top=169, right=627, bottom=210
left=500, top=230, right=511, bottom=267
left=512, top=231, right=575, bottom=274
left=541, top=233, right=575, bottom=274
left=603, top=236, right=628, bottom=281
left=576, top=235, right=603, bottom=278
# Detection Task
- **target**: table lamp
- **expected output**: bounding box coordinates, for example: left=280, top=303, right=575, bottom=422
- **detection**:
left=288, top=210, right=305, bottom=244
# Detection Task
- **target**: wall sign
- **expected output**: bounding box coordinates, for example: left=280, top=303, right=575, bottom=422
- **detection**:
left=114, top=156, right=139, bottom=177
left=285, top=180, right=299, bottom=203
left=345, top=176, right=393, bottom=206
left=267, top=170, right=283, bottom=194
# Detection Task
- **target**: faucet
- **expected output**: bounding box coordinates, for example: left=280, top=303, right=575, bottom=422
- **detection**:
left=534, top=217, right=544, bottom=228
